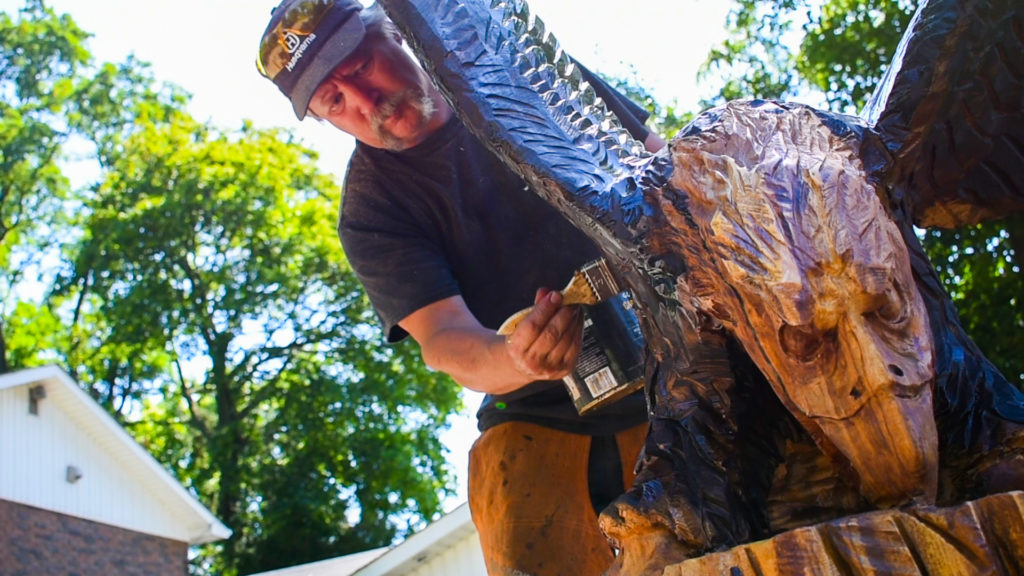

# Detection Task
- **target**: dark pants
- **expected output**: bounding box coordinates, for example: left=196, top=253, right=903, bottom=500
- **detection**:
left=468, top=420, right=647, bottom=576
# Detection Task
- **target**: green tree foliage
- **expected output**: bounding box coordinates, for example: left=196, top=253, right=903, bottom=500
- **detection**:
left=702, top=0, right=1023, bottom=386
left=699, top=0, right=803, bottom=107
left=922, top=219, right=1024, bottom=383
left=0, top=0, right=181, bottom=370
left=798, top=0, right=915, bottom=110
left=603, top=73, right=693, bottom=141
left=53, top=113, right=461, bottom=574
left=2, top=3, right=462, bottom=574
left=700, top=0, right=914, bottom=112
left=0, top=0, right=81, bottom=250
left=0, top=0, right=85, bottom=370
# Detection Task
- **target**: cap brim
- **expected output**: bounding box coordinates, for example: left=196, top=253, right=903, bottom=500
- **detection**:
left=289, top=14, right=367, bottom=120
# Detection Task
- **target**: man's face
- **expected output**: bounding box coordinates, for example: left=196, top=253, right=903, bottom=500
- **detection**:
left=308, top=28, right=437, bottom=150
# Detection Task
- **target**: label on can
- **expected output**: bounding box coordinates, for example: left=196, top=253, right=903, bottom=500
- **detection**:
left=562, top=291, right=646, bottom=415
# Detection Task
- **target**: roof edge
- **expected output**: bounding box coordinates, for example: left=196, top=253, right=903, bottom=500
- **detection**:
left=353, top=502, right=475, bottom=576
left=0, top=365, right=232, bottom=544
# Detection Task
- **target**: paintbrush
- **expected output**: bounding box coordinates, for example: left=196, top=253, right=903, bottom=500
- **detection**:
left=496, top=258, right=620, bottom=336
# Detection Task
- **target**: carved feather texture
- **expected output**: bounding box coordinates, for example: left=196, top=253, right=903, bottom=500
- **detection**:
left=379, top=0, right=665, bottom=246
left=865, top=0, right=1024, bottom=228
left=377, top=0, right=1024, bottom=566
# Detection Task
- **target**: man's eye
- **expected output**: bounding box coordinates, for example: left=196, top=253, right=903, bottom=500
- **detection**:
left=354, top=58, right=372, bottom=76
left=329, top=92, right=344, bottom=112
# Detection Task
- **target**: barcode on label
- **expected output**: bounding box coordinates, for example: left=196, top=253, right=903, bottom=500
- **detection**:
left=584, top=367, right=617, bottom=397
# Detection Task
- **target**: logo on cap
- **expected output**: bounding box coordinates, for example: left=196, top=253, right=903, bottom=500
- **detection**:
left=283, top=31, right=303, bottom=53
left=279, top=28, right=318, bottom=73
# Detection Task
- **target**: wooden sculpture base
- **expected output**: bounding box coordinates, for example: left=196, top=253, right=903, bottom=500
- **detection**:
left=660, top=491, right=1024, bottom=575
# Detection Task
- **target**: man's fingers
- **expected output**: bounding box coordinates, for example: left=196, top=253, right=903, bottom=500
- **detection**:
left=552, top=309, right=583, bottom=367
left=505, top=289, right=586, bottom=380
left=512, top=290, right=562, bottom=347
left=526, top=300, right=574, bottom=355
left=534, top=286, right=552, bottom=304
left=516, top=306, right=581, bottom=379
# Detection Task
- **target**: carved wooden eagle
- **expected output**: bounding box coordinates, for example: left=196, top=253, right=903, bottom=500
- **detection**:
left=378, top=0, right=1024, bottom=567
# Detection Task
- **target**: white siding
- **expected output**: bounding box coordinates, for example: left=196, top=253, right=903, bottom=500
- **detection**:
left=405, top=530, right=487, bottom=576
left=350, top=503, right=486, bottom=576
left=246, top=503, right=486, bottom=576
left=0, top=384, right=193, bottom=542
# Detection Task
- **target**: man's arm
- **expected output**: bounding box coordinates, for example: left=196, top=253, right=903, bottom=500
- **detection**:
left=399, top=289, right=582, bottom=394
left=397, top=125, right=659, bottom=396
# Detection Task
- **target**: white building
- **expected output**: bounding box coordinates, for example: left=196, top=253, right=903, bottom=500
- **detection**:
left=247, top=501, right=486, bottom=576
left=0, top=365, right=230, bottom=575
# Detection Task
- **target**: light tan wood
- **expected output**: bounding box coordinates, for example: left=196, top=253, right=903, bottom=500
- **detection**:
left=661, top=491, right=1024, bottom=576
left=666, top=103, right=939, bottom=506
left=598, top=100, right=1024, bottom=576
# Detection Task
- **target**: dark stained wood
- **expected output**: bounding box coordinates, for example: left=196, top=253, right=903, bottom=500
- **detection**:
left=376, top=0, right=1024, bottom=573
left=865, top=0, right=1024, bottom=229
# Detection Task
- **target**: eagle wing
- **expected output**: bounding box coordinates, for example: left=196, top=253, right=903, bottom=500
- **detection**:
left=863, top=0, right=1024, bottom=228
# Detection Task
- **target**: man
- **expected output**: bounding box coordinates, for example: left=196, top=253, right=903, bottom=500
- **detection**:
left=256, top=1, right=666, bottom=574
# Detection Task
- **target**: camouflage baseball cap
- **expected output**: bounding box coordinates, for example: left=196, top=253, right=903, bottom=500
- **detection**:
left=257, top=0, right=367, bottom=119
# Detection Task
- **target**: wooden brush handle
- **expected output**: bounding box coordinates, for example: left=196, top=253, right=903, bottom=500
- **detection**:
left=496, top=271, right=597, bottom=336
left=496, top=307, right=533, bottom=336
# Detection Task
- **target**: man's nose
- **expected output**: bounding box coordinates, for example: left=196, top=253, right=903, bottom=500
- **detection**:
left=342, top=80, right=379, bottom=115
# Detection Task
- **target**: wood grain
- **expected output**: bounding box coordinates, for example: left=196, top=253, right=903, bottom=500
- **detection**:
left=662, top=491, right=1024, bottom=576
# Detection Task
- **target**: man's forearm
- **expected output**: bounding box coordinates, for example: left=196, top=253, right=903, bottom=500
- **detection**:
left=419, top=325, right=536, bottom=395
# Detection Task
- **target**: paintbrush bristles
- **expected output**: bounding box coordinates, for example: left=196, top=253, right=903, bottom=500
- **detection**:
left=560, top=270, right=603, bottom=304
left=496, top=260, right=617, bottom=335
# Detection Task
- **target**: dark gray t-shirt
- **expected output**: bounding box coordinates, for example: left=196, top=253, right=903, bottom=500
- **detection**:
left=339, top=72, right=650, bottom=434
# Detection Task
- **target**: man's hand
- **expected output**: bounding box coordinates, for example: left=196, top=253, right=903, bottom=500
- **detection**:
left=399, top=291, right=583, bottom=395
left=504, top=287, right=583, bottom=381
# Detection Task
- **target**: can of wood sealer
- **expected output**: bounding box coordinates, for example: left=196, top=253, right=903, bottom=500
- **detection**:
left=562, top=291, right=646, bottom=415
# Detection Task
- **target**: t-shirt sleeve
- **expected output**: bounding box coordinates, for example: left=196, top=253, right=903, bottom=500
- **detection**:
left=574, top=61, right=652, bottom=144
left=338, top=156, right=459, bottom=343
left=338, top=61, right=652, bottom=345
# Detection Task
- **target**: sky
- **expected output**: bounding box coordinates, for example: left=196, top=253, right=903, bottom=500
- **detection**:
left=1, top=0, right=732, bottom=509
